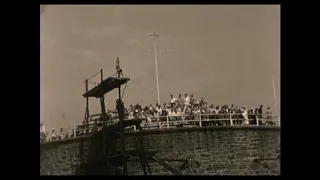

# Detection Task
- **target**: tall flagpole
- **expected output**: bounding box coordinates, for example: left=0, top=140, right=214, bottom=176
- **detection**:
left=150, top=32, right=161, bottom=105
left=272, top=74, right=277, bottom=109
left=272, top=74, right=280, bottom=125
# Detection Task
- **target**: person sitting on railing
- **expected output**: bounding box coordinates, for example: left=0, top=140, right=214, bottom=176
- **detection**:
left=174, top=108, right=181, bottom=121
left=207, top=105, right=214, bottom=126
left=248, top=108, right=255, bottom=125
left=265, top=106, right=273, bottom=126
left=128, top=108, right=134, bottom=119
left=223, top=105, right=230, bottom=126
left=254, top=108, right=259, bottom=125
left=58, top=128, right=64, bottom=140
left=146, top=111, right=153, bottom=126
left=201, top=106, right=208, bottom=120
left=194, top=105, right=201, bottom=126
left=242, top=106, right=249, bottom=125
left=218, top=106, right=226, bottom=126
left=65, top=131, right=70, bottom=139
left=229, top=104, right=236, bottom=125
left=213, top=105, right=220, bottom=126
left=148, top=104, right=156, bottom=117
left=155, top=104, right=162, bottom=122
left=235, top=106, right=243, bottom=125
left=168, top=108, right=177, bottom=122
left=51, top=129, right=57, bottom=141
left=133, top=103, right=142, bottom=119
left=258, top=105, right=264, bottom=119
left=40, top=123, right=46, bottom=143
left=161, top=105, right=168, bottom=121
left=258, top=105, right=265, bottom=126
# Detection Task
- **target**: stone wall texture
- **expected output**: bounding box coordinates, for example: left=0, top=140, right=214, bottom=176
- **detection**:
left=40, top=127, right=280, bottom=175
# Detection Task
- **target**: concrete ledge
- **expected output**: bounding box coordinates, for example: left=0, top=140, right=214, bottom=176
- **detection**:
left=123, top=126, right=280, bottom=136
left=40, top=126, right=280, bottom=146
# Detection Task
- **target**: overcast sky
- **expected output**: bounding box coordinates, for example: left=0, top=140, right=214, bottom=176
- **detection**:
left=40, top=5, right=280, bottom=129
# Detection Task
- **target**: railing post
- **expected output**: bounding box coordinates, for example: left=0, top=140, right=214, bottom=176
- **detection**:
left=167, top=115, right=169, bottom=129
left=230, top=113, right=233, bottom=126
left=73, top=124, right=76, bottom=137
left=199, top=114, right=202, bottom=127
left=256, top=115, right=259, bottom=126
left=48, top=128, right=52, bottom=141
left=133, top=125, right=137, bottom=131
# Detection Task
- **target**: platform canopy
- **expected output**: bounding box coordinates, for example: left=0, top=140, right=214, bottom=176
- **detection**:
left=83, top=77, right=130, bottom=98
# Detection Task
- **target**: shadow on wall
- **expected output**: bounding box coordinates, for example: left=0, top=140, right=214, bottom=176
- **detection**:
left=76, top=128, right=122, bottom=175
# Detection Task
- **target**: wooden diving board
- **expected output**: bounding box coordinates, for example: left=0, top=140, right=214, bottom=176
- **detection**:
left=83, top=77, right=130, bottom=98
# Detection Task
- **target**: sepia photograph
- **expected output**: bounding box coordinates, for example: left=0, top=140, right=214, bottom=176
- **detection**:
left=40, top=5, right=280, bottom=176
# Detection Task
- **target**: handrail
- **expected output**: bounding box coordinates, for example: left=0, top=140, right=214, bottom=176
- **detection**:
left=40, top=113, right=279, bottom=143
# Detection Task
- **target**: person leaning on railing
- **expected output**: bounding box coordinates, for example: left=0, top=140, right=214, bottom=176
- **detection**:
left=40, top=123, right=46, bottom=143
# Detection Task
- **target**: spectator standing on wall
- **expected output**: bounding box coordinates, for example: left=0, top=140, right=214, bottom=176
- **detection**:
left=169, top=108, right=176, bottom=121
left=265, top=106, right=273, bottom=126
left=177, top=94, right=184, bottom=107
left=58, top=128, right=64, bottom=140
left=242, top=106, right=249, bottom=125
left=51, top=129, right=57, bottom=141
left=40, top=123, right=46, bottom=143
left=189, top=94, right=195, bottom=106
left=170, top=94, right=177, bottom=106
left=258, top=105, right=264, bottom=118
left=155, top=104, right=162, bottom=121
left=258, top=105, right=264, bottom=125
left=184, top=93, right=190, bottom=107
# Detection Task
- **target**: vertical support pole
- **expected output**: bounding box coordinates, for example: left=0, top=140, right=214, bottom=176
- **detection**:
left=73, top=125, right=76, bottom=137
left=117, top=72, right=127, bottom=176
left=199, top=114, right=202, bottom=127
left=48, top=128, right=52, bottom=141
left=167, top=115, right=169, bottom=129
left=99, top=69, right=108, bottom=127
left=93, top=117, right=97, bottom=133
left=134, top=125, right=137, bottom=131
left=256, top=115, right=259, bottom=126
left=230, top=113, right=233, bottom=126
left=85, top=80, right=90, bottom=135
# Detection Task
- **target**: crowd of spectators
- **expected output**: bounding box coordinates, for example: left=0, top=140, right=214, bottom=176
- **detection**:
left=41, top=93, right=277, bottom=143
left=40, top=123, right=75, bottom=143
left=118, top=93, right=275, bottom=127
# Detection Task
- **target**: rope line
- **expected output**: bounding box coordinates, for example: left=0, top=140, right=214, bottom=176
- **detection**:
left=83, top=71, right=117, bottom=83
left=122, top=82, right=128, bottom=99
left=85, top=70, right=101, bottom=81
left=130, top=80, right=157, bottom=96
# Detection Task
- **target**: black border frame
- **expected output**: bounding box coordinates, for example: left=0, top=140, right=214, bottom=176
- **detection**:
left=7, top=1, right=301, bottom=177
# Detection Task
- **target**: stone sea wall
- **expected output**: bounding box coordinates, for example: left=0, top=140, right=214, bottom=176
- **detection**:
left=40, top=127, right=280, bottom=175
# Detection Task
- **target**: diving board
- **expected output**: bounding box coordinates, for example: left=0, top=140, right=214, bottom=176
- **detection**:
left=83, top=77, right=130, bottom=98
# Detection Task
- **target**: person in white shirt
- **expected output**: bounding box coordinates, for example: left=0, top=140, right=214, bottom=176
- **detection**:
left=177, top=94, right=184, bottom=107
left=168, top=108, right=176, bottom=121
left=242, top=106, right=249, bottom=125
left=40, top=123, right=46, bottom=142
left=40, top=123, right=46, bottom=134
left=170, top=95, right=177, bottom=105
left=155, top=104, right=162, bottom=122
left=174, top=108, right=181, bottom=120
left=184, top=93, right=190, bottom=106
left=51, top=129, right=57, bottom=141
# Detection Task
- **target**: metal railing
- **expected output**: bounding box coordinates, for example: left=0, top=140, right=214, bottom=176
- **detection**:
left=40, top=113, right=279, bottom=143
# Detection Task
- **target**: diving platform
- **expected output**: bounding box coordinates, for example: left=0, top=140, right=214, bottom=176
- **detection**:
left=83, top=77, right=130, bottom=98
